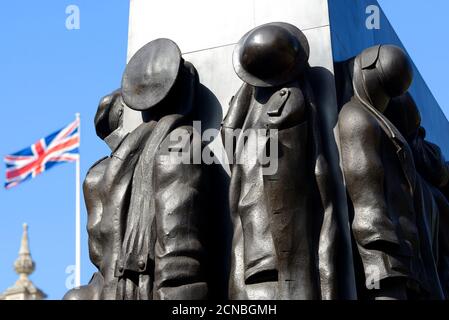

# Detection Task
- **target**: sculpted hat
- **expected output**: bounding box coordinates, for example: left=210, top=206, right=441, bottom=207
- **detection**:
left=95, top=89, right=123, bottom=140
left=122, top=38, right=182, bottom=111
left=233, top=22, right=310, bottom=87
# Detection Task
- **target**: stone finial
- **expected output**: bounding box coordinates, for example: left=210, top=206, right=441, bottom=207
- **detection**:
left=14, top=223, right=36, bottom=278
left=0, top=224, right=46, bottom=300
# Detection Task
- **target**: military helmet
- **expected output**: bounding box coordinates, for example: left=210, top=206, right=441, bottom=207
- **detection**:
left=233, top=22, right=310, bottom=87
left=359, top=44, right=413, bottom=98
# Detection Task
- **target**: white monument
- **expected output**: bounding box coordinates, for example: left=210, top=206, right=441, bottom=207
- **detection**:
left=125, top=0, right=357, bottom=299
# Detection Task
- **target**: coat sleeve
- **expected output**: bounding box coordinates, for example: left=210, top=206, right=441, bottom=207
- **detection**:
left=152, top=126, right=208, bottom=300
left=339, top=105, right=399, bottom=245
left=221, top=83, right=253, bottom=170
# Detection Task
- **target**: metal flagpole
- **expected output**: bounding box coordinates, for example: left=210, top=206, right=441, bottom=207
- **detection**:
left=75, top=113, right=81, bottom=288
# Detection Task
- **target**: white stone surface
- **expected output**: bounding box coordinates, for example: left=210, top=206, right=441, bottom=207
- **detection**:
left=127, top=0, right=330, bottom=59
left=125, top=0, right=336, bottom=132
left=184, top=44, right=240, bottom=119
left=127, top=0, right=255, bottom=57
left=254, top=0, right=329, bottom=30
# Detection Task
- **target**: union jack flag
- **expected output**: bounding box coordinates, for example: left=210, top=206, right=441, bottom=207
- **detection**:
left=4, top=118, right=80, bottom=189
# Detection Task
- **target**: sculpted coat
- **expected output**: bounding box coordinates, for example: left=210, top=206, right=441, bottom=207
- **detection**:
left=224, top=22, right=346, bottom=300
left=338, top=45, right=443, bottom=299
left=111, top=46, right=209, bottom=299
left=63, top=90, right=129, bottom=300
left=386, top=93, right=449, bottom=298
left=65, top=39, right=209, bottom=300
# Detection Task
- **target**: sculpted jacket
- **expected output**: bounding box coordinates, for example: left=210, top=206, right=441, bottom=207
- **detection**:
left=113, top=62, right=208, bottom=300
left=68, top=62, right=209, bottom=300
left=63, top=124, right=130, bottom=300
left=223, top=75, right=348, bottom=300
left=338, top=92, right=443, bottom=297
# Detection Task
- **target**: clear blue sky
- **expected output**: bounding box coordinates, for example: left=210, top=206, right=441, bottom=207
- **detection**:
left=0, top=1, right=448, bottom=300
left=378, top=0, right=449, bottom=120
left=0, top=1, right=129, bottom=299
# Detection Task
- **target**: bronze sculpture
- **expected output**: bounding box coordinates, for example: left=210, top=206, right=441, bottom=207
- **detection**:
left=385, top=93, right=449, bottom=299
left=337, top=45, right=436, bottom=300
left=114, top=38, right=208, bottom=300
left=66, top=39, right=209, bottom=300
left=224, top=22, right=345, bottom=300
left=63, top=89, right=128, bottom=300
left=64, top=20, right=449, bottom=300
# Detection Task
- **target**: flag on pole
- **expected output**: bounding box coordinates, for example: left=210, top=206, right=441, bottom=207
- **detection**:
left=4, top=118, right=80, bottom=189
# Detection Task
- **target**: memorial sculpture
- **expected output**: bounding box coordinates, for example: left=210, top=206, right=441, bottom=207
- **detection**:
left=338, top=44, right=440, bottom=300
left=223, top=22, right=345, bottom=300
left=66, top=38, right=209, bottom=300
left=385, top=93, right=449, bottom=299
left=65, top=22, right=449, bottom=300
left=63, top=89, right=127, bottom=300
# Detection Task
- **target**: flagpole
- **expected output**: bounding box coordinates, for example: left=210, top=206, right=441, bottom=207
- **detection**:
left=75, top=113, right=81, bottom=288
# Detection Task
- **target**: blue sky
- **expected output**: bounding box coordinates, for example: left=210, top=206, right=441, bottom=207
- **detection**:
left=0, top=1, right=129, bottom=299
left=0, top=1, right=448, bottom=300
left=378, top=0, right=449, bottom=120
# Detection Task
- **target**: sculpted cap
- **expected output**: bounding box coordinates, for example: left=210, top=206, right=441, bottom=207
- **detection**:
left=233, top=22, right=310, bottom=87
left=122, top=38, right=182, bottom=111
left=95, top=90, right=123, bottom=140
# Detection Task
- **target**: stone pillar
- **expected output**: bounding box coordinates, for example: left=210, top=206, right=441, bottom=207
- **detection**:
left=125, top=0, right=357, bottom=298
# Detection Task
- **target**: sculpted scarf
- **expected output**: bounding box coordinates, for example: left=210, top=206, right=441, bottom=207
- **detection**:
left=115, top=113, right=186, bottom=300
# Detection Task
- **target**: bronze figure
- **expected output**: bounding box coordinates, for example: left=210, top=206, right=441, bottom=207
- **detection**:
left=338, top=45, right=434, bottom=300
left=113, top=39, right=209, bottom=300
left=386, top=93, right=449, bottom=299
left=65, top=39, right=209, bottom=300
left=65, top=20, right=449, bottom=301
left=224, top=22, right=345, bottom=300
left=63, top=89, right=129, bottom=300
